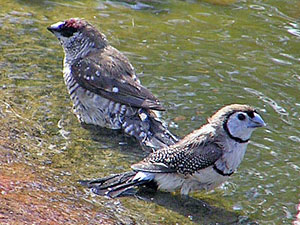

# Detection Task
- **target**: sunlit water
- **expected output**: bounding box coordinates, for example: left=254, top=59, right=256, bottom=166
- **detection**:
left=1, top=0, right=299, bottom=224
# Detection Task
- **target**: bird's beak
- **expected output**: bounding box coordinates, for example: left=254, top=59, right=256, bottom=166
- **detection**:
left=248, top=113, right=266, bottom=128
left=47, top=26, right=55, bottom=33
left=47, top=21, right=65, bottom=33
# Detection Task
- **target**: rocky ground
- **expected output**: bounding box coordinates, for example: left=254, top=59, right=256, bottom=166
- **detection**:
left=0, top=100, right=118, bottom=225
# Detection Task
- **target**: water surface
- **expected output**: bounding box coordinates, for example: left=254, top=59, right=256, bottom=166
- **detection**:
left=1, top=0, right=299, bottom=224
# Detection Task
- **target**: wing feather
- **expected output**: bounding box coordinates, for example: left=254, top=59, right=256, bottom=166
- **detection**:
left=131, top=134, right=223, bottom=175
left=70, top=49, right=165, bottom=111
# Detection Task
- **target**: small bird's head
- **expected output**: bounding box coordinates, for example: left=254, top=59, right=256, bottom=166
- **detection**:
left=209, top=104, right=266, bottom=143
left=47, top=18, right=108, bottom=60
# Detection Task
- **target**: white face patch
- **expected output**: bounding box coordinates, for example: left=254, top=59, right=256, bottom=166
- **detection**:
left=226, top=112, right=254, bottom=141
left=50, top=21, right=65, bottom=30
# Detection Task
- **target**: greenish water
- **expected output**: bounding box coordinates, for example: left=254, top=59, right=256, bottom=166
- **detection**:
left=1, top=0, right=299, bottom=224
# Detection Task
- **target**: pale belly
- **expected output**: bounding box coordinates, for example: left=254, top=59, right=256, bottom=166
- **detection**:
left=153, top=166, right=229, bottom=195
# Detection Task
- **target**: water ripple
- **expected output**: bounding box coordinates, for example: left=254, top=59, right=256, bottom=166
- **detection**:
left=244, top=87, right=290, bottom=124
left=286, top=22, right=300, bottom=37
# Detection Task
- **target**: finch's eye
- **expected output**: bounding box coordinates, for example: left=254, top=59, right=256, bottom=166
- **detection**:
left=237, top=113, right=246, bottom=121
left=60, top=25, right=78, bottom=38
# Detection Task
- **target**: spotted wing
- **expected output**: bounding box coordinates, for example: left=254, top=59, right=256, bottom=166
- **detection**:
left=131, top=137, right=223, bottom=175
left=70, top=52, right=165, bottom=111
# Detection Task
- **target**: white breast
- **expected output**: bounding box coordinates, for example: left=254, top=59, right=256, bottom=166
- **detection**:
left=152, top=166, right=230, bottom=195
left=214, top=140, right=248, bottom=175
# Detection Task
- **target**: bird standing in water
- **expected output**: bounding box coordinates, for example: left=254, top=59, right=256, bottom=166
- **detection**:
left=80, top=104, right=266, bottom=198
left=47, top=18, right=178, bottom=150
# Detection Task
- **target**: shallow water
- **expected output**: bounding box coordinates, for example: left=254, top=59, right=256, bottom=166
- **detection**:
left=1, top=0, right=299, bottom=224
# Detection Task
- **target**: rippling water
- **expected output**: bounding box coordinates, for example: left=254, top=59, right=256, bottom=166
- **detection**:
left=1, top=0, right=299, bottom=224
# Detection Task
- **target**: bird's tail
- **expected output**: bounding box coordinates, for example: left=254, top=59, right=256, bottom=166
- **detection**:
left=145, top=115, right=179, bottom=149
left=122, top=109, right=179, bottom=151
left=79, top=171, right=148, bottom=198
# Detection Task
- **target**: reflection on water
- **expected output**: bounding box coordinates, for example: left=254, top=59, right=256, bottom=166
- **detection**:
left=1, top=0, right=300, bottom=224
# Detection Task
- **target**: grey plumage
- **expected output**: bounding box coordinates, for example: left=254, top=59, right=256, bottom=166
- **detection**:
left=80, top=104, right=266, bottom=198
left=47, top=18, right=178, bottom=150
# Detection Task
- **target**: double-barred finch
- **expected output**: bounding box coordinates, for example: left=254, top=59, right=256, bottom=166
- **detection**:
left=47, top=18, right=178, bottom=150
left=80, top=104, right=266, bottom=198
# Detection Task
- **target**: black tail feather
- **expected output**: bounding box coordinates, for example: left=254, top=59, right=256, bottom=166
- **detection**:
left=146, top=116, right=179, bottom=149
left=79, top=171, right=151, bottom=198
left=122, top=109, right=179, bottom=151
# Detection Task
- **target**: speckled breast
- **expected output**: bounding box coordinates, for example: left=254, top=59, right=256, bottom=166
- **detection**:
left=63, top=68, right=137, bottom=130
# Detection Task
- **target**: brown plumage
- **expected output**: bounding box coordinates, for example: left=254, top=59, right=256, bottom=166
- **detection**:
left=47, top=18, right=178, bottom=150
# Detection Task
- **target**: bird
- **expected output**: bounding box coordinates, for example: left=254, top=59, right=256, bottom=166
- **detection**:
left=47, top=18, right=178, bottom=150
left=79, top=104, right=266, bottom=198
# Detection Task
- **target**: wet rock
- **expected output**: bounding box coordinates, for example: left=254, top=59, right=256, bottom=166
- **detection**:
left=0, top=100, right=120, bottom=225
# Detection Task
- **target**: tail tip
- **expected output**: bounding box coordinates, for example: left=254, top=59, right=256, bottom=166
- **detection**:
left=78, top=179, right=91, bottom=187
